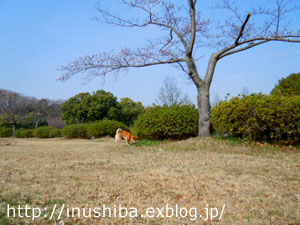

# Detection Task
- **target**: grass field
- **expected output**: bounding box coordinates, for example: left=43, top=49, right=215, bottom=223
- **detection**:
left=0, top=137, right=299, bottom=225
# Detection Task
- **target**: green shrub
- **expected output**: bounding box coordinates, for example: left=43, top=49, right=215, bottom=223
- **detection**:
left=15, top=128, right=26, bottom=138
left=0, top=128, right=13, bottom=137
left=19, top=129, right=34, bottom=138
left=87, top=120, right=129, bottom=138
left=62, top=124, right=90, bottom=138
left=133, top=105, right=198, bottom=140
left=211, top=93, right=300, bottom=144
left=49, top=128, right=62, bottom=138
left=271, top=72, right=300, bottom=96
left=33, top=126, right=62, bottom=138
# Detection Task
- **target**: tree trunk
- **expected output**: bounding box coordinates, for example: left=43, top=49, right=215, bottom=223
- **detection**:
left=197, top=54, right=218, bottom=137
left=35, top=112, right=40, bottom=129
left=186, top=53, right=217, bottom=137
left=12, top=123, right=16, bottom=137
left=197, top=84, right=211, bottom=137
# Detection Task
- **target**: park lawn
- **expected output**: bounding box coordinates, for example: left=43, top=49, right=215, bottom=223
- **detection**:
left=0, top=137, right=299, bottom=224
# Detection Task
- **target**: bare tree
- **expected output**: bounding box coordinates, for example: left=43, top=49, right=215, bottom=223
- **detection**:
left=26, top=98, right=64, bottom=128
left=241, top=86, right=250, bottom=96
left=59, top=0, right=300, bottom=137
left=0, top=89, right=28, bottom=136
left=156, top=76, right=193, bottom=106
left=46, top=99, right=65, bottom=128
left=211, top=93, right=221, bottom=107
left=33, top=99, right=49, bottom=128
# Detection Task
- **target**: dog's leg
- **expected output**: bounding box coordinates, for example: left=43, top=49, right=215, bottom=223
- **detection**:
left=126, top=137, right=130, bottom=145
left=115, top=134, right=121, bottom=144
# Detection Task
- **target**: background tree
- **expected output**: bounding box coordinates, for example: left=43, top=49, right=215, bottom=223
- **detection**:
left=241, top=87, right=250, bottom=96
left=18, top=98, right=50, bottom=129
left=119, top=98, right=145, bottom=126
left=59, top=0, right=300, bottom=137
left=156, top=76, right=193, bottom=106
left=46, top=99, right=65, bottom=128
left=61, top=89, right=144, bottom=125
left=0, top=115, right=4, bottom=127
left=0, top=89, right=64, bottom=131
left=26, top=98, right=64, bottom=129
left=33, top=99, right=49, bottom=128
left=211, top=93, right=221, bottom=107
left=18, top=112, right=48, bottom=129
left=271, top=72, right=300, bottom=96
left=84, top=90, right=119, bottom=122
left=0, top=89, right=29, bottom=136
left=61, top=92, right=90, bottom=124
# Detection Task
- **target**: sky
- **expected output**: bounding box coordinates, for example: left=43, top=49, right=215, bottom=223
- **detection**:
left=1, top=0, right=300, bottom=106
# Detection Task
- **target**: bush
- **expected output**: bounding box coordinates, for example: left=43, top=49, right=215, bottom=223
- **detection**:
left=271, top=72, right=300, bottom=96
left=33, top=126, right=62, bottom=138
left=211, top=94, right=300, bottom=144
left=15, top=128, right=26, bottom=138
left=133, top=105, right=198, bottom=140
left=49, top=128, right=62, bottom=138
left=0, top=128, right=12, bottom=137
left=87, top=120, right=129, bottom=138
left=19, top=129, right=34, bottom=138
left=62, top=124, right=90, bottom=138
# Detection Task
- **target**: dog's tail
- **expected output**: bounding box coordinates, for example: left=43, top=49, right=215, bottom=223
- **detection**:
left=116, top=128, right=122, bottom=134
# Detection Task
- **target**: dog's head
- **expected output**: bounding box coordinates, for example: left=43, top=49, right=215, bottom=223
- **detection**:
left=130, top=135, right=138, bottom=143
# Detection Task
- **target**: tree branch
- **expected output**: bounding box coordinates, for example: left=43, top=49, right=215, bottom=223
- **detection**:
left=59, top=49, right=186, bottom=81
left=159, top=29, right=173, bottom=52
left=60, top=0, right=300, bottom=92
left=219, top=40, right=270, bottom=59
left=187, top=0, right=197, bottom=55
left=217, top=35, right=300, bottom=59
left=235, top=13, right=251, bottom=45
left=94, top=1, right=189, bottom=50
left=175, top=61, right=189, bottom=75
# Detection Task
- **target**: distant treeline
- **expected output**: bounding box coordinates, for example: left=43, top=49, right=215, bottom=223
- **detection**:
left=0, top=89, right=64, bottom=136
left=0, top=89, right=145, bottom=137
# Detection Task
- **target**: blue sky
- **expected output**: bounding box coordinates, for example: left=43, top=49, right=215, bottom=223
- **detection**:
left=1, top=0, right=300, bottom=106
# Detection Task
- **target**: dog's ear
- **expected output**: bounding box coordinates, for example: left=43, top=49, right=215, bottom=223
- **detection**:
left=132, top=136, right=138, bottom=141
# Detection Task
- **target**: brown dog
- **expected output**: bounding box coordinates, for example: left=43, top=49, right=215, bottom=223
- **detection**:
left=115, top=128, right=138, bottom=145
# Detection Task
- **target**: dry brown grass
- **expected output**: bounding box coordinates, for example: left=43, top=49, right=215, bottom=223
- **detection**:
left=0, top=137, right=299, bottom=225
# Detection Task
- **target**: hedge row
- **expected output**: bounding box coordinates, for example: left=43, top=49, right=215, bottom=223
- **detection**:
left=211, top=94, right=300, bottom=144
left=62, top=120, right=129, bottom=138
left=0, top=128, right=13, bottom=137
left=87, top=120, right=129, bottom=138
left=19, top=129, right=35, bottom=138
left=133, top=105, right=198, bottom=140
left=4, top=120, right=129, bottom=139
left=62, top=124, right=90, bottom=138
left=1, top=126, right=61, bottom=138
left=2, top=104, right=197, bottom=140
left=34, top=126, right=62, bottom=138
